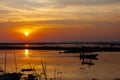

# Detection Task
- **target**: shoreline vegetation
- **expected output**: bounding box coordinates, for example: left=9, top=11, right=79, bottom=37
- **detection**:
left=0, top=42, right=120, bottom=53
left=0, top=42, right=120, bottom=45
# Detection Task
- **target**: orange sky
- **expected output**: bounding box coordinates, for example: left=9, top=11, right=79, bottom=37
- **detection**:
left=0, top=0, right=120, bottom=42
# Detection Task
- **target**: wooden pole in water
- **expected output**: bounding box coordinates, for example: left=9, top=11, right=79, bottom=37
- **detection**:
left=28, top=63, right=35, bottom=74
left=0, top=65, right=3, bottom=72
left=14, top=51, right=17, bottom=72
left=44, top=61, right=48, bottom=80
left=44, top=61, right=46, bottom=70
left=4, top=52, right=7, bottom=73
left=54, top=69, right=56, bottom=80
left=41, top=60, right=48, bottom=80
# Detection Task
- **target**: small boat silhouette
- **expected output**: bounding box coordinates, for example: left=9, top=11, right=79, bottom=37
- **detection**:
left=80, top=53, right=98, bottom=59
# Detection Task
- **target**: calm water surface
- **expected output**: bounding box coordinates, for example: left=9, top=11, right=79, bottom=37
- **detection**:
left=0, top=50, right=120, bottom=80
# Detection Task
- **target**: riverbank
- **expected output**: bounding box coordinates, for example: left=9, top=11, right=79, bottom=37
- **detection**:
left=0, top=45, right=120, bottom=53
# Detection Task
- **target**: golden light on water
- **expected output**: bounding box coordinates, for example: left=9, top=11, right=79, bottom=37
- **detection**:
left=25, top=49, right=29, bottom=55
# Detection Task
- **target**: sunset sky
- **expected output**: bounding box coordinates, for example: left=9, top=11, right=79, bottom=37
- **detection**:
left=0, top=0, right=120, bottom=42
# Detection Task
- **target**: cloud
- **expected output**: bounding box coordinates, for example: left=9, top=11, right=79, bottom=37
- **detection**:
left=0, top=0, right=120, bottom=11
left=54, top=0, right=120, bottom=6
left=0, top=0, right=120, bottom=42
left=0, top=19, right=120, bottom=30
left=0, top=0, right=120, bottom=24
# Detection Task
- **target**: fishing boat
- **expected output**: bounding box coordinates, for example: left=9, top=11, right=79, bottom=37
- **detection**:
left=80, top=53, right=98, bottom=59
left=20, top=68, right=41, bottom=80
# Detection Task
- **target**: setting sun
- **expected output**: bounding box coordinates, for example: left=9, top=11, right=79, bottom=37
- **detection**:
left=25, top=32, right=29, bottom=36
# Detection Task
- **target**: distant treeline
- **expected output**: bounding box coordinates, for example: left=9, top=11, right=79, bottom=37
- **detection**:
left=0, top=44, right=120, bottom=53
left=0, top=42, right=120, bottom=46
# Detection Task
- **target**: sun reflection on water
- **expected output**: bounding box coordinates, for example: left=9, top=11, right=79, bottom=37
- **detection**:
left=25, top=49, right=29, bottom=56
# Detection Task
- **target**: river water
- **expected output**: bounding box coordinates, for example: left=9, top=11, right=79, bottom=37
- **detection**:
left=0, top=49, right=120, bottom=80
